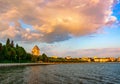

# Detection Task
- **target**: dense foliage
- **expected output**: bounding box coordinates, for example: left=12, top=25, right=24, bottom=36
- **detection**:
left=0, top=38, right=50, bottom=63
left=0, top=38, right=32, bottom=63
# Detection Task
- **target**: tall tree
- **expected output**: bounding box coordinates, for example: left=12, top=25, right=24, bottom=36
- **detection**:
left=2, top=45, right=8, bottom=60
left=16, top=46, right=27, bottom=61
left=6, top=38, right=10, bottom=46
left=0, top=43, right=2, bottom=51
left=0, top=43, right=3, bottom=61
left=11, top=40, right=14, bottom=47
left=16, top=44, right=19, bottom=48
left=42, top=53, right=48, bottom=62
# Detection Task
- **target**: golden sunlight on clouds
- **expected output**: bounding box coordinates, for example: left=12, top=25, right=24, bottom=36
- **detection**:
left=90, top=0, right=100, bottom=4
left=0, top=0, right=117, bottom=42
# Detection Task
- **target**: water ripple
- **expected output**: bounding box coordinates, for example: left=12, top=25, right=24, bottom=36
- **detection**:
left=0, top=63, right=120, bottom=84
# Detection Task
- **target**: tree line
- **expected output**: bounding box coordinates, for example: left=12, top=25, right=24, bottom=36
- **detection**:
left=0, top=38, right=49, bottom=63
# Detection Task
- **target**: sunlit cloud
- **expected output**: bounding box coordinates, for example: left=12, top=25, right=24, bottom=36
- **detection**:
left=0, top=0, right=118, bottom=43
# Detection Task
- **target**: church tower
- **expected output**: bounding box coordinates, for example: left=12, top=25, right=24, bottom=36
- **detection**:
left=32, top=45, right=40, bottom=56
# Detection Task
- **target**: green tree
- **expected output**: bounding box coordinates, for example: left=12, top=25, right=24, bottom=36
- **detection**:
left=26, top=53, right=32, bottom=61
left=41, top=53, right=48, bottom=62
left=16, top=46, right=27, bottom=62
left=0, top=43, right=3, bottom=61
left=10, top=47, right=17, bottom=61
left=0, top=45, right=11, bottom=62
left=0, top=43, right=2, bottom=51
left=6, top=38, right=10, bottom=46
left=16, top=44, right=18, bottom=48
left=10, top=40, right=14, bottom=47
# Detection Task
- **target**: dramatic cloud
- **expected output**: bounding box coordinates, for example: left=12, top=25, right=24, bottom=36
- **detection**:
left=0, top=0, right=117, bottom=43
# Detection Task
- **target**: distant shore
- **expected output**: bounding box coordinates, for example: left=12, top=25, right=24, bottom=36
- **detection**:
left=0, top=63, right=55, bottom=67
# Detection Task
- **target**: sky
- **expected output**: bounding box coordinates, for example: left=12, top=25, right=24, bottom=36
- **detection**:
left=0, top=0, right=120, bottom=57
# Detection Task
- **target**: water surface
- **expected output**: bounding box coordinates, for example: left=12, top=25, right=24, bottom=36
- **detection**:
left=0, top=63, right=120, bottom=84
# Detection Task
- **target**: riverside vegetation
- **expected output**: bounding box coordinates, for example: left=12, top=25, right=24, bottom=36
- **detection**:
left=0, top=38, right=49, bottom=63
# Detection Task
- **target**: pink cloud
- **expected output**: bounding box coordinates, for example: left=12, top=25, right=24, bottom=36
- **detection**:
left=0, top=0, right=118, bottom=43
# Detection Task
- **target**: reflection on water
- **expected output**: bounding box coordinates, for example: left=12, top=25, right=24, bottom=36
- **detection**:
left=0, top=63, right=120, bottom=84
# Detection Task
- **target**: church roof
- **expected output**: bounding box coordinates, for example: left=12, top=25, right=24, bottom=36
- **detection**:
left=32, top=45, right=40, bottom=50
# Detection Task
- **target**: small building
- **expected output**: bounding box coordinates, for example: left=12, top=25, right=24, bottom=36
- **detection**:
left=81, top=57, right=91, bottom=62
left=51, top=56, right=58, bottom=59
left=109, top=57, right=116, bottom=62
left=65, top=56, right=71, bottom=60
left=94, top=58, right=110, bottom=62
left=32, top=45, right=40, bottom=56
left=117, top=57, right=120, bottom=62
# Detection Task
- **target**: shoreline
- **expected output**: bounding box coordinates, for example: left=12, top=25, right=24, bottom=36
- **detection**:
left=0, top=62, right=119, bottom=67
left=0, top=63, right=55, bottom=67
